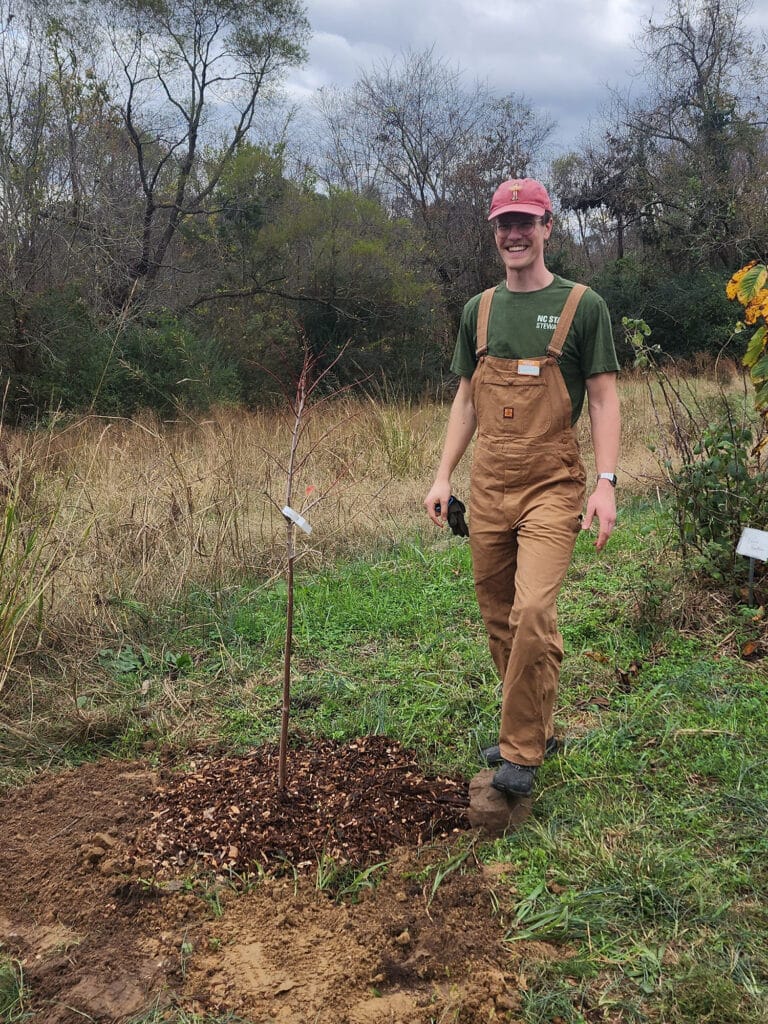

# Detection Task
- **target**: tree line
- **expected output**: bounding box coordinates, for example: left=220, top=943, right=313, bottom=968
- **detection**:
left=1, top=0, right=766, bottom=419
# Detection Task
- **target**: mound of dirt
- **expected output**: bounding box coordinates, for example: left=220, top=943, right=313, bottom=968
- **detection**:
left=0, top=738, right=558, bottom=1023
left=136, top=735, right=470, bottom=875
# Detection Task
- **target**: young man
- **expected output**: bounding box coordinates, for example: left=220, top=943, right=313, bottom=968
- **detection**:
left=424, top=178, right=620, bottom=798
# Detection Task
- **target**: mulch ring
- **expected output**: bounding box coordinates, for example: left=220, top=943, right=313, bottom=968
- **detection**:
left=133, top=735, right=471, bottom=877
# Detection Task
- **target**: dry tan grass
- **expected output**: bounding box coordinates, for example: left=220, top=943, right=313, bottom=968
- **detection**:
left=0, top=371, right=753, bottom=682
left=609, top=367, right=753, bottom=488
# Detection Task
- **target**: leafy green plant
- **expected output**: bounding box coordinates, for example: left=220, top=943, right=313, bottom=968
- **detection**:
left=727, top=261, right=768, bottom=451
left=97, top=646, right=194, bottom=681
left=179, top=936, right=194, bottom=980
left=624, top=317, right=767, bottom=587
left=190, top=879, right=225, bottom=919
left=670, top=417, right=767, bottom=581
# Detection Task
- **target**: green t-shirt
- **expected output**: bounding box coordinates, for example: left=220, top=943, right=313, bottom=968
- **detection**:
left=450, top=275, right=619, bottom=424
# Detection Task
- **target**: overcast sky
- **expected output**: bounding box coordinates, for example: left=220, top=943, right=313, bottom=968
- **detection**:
left=284, top=0, right=768, bottom=158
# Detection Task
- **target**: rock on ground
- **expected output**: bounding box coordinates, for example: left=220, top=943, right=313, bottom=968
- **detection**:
left=467, top=769, right=532, bottom=835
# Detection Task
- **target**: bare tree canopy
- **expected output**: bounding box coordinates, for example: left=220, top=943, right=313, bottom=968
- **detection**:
left=1, top=0, right=309, bottom=310
left=314, top=47, right=554, bottom=323
left=558, top=0, right=768, bottom=268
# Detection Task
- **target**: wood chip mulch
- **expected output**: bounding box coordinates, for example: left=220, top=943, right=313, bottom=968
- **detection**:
left=136, top=736, right=471, bottom=875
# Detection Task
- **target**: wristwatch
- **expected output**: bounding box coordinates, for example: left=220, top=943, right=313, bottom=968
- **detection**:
left=597, top=473, right=618, bottom=487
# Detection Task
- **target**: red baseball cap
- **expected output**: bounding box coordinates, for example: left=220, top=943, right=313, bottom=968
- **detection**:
left=488, top=178, right=553, bottom=220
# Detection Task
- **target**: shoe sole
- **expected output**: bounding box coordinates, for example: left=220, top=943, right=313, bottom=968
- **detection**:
left=493, top=770, right=536, bottom=802
left=481, top=736, right=559, bottom=767
left=490, top=777, right=533, bottom=798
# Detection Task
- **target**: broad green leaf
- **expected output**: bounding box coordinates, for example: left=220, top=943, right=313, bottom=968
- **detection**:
left=753, top=379, right=768, bottom=414
left=742, top=324, right=767, bottom=368
left=737, top=263, right=768, bottom=303
left=750, top=353, right=768, bottom=384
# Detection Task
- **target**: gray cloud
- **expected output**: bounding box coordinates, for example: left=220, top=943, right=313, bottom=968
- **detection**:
left=285, top=0, right=767, bottom=153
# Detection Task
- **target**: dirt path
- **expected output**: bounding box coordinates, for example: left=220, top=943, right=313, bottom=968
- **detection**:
left=0, top=741, right=542, bottom=1023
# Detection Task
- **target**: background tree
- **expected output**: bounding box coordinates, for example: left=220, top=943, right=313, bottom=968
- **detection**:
left=598, top=0, right=766, bottom=269
left=189, top=160, right=440, bottom=400
left=3, top=0, right=768, bottom=415
left=0, top=0, right=309, bottom=417
left=90, top=0, right=310, bottom=309
left=554, top=0, right=768, bottom=357
left=314, top=48, right=554, bottom=327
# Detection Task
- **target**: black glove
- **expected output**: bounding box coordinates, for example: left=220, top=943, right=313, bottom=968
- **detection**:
left=436, top=495, right=469, bottom=537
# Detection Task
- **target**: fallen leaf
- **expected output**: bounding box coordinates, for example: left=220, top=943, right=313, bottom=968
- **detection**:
left=584, top=650, right=610, bottom=663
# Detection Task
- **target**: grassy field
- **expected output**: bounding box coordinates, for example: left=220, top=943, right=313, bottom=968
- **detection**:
left=0, top=366, right=748, bottom=691
left=1, top=369, right=767, bottom=1021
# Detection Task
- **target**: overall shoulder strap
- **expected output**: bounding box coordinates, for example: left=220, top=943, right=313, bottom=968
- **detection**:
left=475, top=287, right=497, bottom=358
left=547, top=283, right=588, bottom=359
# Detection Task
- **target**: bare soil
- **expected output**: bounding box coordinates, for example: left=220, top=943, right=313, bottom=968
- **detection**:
left=0, top=737, right=551, bottom=1023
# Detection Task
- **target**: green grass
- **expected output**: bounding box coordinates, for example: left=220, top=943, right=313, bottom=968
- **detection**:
left=0, top=956, right=28, bottom=1023
left=4, top=497, right=768, bottom=1021
left=124, top=1008, right=251, bottom=1024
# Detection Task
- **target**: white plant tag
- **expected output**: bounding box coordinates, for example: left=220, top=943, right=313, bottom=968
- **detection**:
left=282, top=506, right=312, bottom=535
left=736, top=527, right=768, bottom=561
left=517, top=361, right=540, bottom=376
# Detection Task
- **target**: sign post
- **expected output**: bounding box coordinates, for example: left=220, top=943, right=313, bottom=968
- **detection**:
left=736, top=528, right=768, bottom=605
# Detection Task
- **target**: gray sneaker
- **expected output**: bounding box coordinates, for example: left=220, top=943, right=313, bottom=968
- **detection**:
left=491, top=761, right=537, bottom=797
left=480, top=735, right=559, bottom=766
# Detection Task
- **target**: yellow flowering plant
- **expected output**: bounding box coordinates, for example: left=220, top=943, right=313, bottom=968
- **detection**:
left=727, top=261, right=768, bottom=453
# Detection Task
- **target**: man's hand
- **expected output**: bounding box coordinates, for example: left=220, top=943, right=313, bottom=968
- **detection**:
left=425, top=479, right=452, bottom=527
left=581, top=481, right=616, bottom=550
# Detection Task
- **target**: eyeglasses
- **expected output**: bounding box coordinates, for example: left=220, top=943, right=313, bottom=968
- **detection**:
left=493, top=216, right=543, bottom=235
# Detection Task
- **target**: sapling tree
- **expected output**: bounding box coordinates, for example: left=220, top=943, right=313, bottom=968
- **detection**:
left=264, top=336, right=358, bottom=791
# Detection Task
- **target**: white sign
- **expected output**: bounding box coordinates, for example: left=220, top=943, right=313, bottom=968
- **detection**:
left=736, top=527, right=768, bottom=561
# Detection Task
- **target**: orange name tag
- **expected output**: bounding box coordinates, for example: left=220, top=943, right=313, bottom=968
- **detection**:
left=517, top=360, right=541, bottom=376
left=503, top=407, right=514, bottom=419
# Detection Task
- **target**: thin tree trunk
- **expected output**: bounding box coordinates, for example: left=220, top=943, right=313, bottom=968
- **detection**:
left=278, top=539, right=294, bottom=792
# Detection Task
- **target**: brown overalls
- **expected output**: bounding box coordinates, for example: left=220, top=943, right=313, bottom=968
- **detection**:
left=469, top=284, right=587, bottom=767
